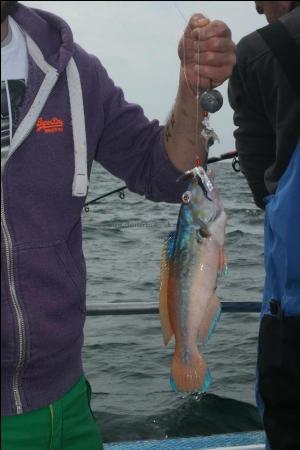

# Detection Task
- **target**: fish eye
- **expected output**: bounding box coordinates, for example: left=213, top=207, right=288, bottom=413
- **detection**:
left=182, top=191, right=192, bottom=204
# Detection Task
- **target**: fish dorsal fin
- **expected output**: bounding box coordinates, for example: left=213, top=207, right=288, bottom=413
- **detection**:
left=159, top=232, right=176, bottom=346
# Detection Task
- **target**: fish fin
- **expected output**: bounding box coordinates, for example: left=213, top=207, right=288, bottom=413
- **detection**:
left=170, top=347, right=211, bottom=394
left=199, top=221, right=211, bottom=239
left=159, top=233, right=176, bottom=346
left=166, top=231, right=176, bottom=260
left=218, top=246, right=228, bottom=277
left=198, top=295, right=221, bottom=346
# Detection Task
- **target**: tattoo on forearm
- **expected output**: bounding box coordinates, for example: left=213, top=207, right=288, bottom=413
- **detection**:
left=170, top=113, right=175, bottom=128
left=165, top=125, right=172, bottom=142
left=165, top=112, right=176, bottom=142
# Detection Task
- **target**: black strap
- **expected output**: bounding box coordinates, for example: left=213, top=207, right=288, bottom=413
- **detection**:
left=257, top=20, right=300, bottom=98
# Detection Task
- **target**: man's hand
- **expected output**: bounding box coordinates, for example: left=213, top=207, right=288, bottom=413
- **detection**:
left=164, top=14, right=236, bottom=173
left=178, top=14, right=236, bottom=93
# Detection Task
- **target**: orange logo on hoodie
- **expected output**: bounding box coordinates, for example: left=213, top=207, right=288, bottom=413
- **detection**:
left=36, top=117, right=64, bottom=133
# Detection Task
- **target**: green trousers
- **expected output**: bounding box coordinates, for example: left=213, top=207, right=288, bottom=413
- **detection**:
left=1, top=376, right=103, bottom=450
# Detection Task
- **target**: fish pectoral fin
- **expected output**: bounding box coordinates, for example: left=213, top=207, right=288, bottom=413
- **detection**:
left=198, top=295, right=221, bottom=345
left=195, top=219, right=211, bottom=244
left=218, top=246, right=228, bottom=277
left=166, top=231, right=176, bottom=260
left=159, top=233, right=176, bottom=346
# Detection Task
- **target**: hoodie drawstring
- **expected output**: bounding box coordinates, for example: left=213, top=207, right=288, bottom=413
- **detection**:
left=15, top=34, right=89, bottom=198
left=66, top=57, right=88, bottom=197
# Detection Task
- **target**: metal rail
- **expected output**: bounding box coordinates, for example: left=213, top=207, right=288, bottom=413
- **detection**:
left=86, top=301, right=261, bottom=316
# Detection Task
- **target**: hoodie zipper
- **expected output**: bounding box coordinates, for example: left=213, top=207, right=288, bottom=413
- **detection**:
left=1, top=55, right=59, bottom=414
left=0, top=78, right=41, bottom=414
left=1, top=183, right=25, bottom=414
left=0, top=97, right=48, bottom=414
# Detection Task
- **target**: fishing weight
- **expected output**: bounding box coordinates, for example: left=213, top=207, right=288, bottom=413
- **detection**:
left=199, top=89, right=223, bottom=113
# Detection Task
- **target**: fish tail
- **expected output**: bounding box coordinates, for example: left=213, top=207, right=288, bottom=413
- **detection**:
left=170, top=347, right=211, bottom=394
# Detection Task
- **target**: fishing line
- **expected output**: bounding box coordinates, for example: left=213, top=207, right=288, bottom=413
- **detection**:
left=173, top=1, right=225, bottom=167
left=172, top=0, right=187, bottom=24
left=173, top=1, right=206, bottom=164
left=195, top=44, right=202, bottom=163
left=173, top=1, right=196, bottom=99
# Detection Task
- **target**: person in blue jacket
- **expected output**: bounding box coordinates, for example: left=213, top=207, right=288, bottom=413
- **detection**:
left=228, top=2, right=300, bottom=449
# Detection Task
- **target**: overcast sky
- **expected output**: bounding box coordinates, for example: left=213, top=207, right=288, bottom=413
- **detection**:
left=22, top=1, right=266, bottom=156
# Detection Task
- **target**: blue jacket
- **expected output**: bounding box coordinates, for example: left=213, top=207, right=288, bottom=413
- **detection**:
left=262, top=138, right=300, bottom=317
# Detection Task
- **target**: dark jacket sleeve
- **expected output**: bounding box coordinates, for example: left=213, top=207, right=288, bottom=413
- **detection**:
left=92, top=57, right=188, bottom=204
left=228, top=39, right=276, bottom=209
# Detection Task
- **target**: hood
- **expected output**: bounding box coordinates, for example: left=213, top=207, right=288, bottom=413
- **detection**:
left=12, top=2, right=74, bottom=73
left=9, top=2, right=88, bottom=197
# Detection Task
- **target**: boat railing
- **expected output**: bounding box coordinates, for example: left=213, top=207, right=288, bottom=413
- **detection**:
left=87, top=302, right=264, bottom=449
left=86, top=301, right=261, bottom=316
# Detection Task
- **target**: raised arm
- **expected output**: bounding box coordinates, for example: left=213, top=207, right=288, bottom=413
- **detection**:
left=94, top=14, right=236, bottom=203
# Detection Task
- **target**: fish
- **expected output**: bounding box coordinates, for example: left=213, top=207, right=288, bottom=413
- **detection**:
left=159, top=165, right=227, bottom=394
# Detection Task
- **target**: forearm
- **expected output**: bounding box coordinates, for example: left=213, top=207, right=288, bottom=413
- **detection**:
left=164, top=69, right=206, bottom=172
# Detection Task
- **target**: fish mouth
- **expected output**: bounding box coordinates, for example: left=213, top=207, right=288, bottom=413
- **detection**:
left=176, top=168, right=195, bottom=183
left=176, top=165, right=205, bottom=182
left=177, top=167, right=213, bottom=201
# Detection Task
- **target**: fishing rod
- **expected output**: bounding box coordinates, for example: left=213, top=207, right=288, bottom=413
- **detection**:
left=84, top=150, right=240, bottom=212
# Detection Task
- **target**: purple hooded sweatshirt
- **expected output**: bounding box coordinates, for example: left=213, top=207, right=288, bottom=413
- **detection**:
left=1, top=3, right=187, bottom=416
